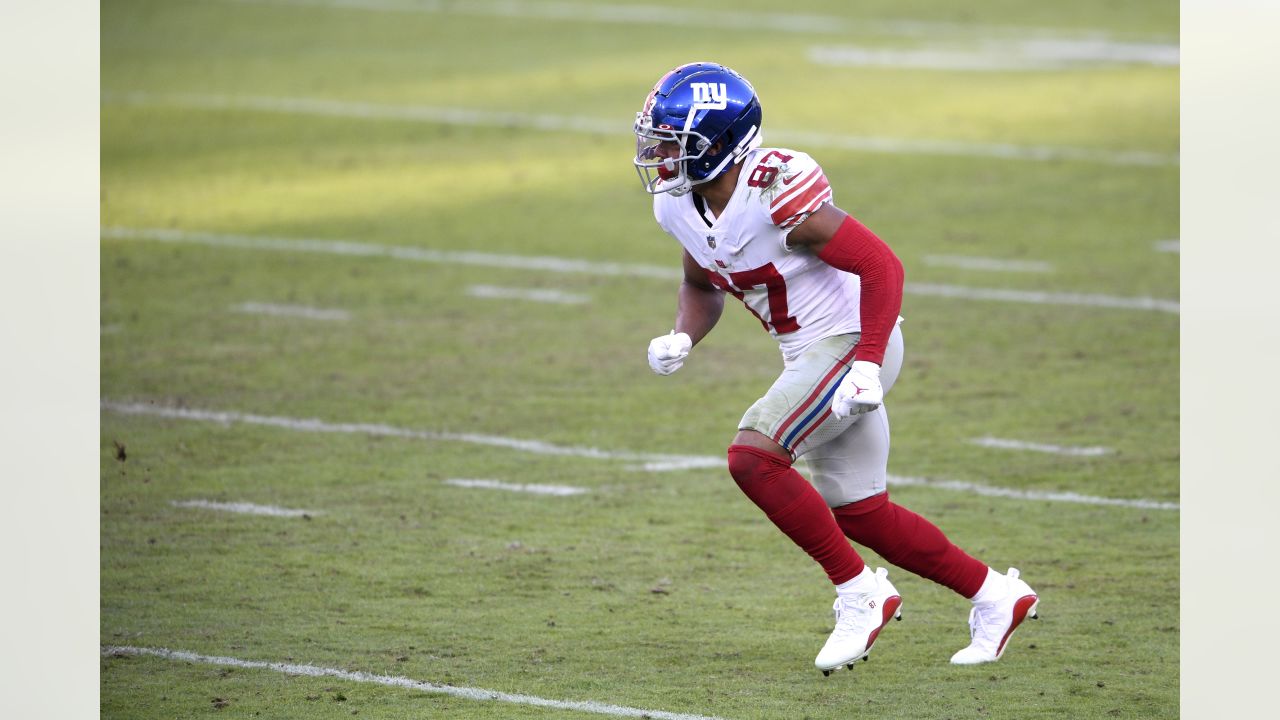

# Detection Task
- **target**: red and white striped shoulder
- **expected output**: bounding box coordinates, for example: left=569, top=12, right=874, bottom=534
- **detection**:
left=761, top=149, right=833, bottom=229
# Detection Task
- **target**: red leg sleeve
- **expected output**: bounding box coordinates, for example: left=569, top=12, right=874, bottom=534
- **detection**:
left=727, top=445, right=865, bottom=585
left=833, top=492, right=988, bottom=598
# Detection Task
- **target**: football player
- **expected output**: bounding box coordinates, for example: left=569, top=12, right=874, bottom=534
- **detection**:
left=633, top=62, right=1039, bottom=674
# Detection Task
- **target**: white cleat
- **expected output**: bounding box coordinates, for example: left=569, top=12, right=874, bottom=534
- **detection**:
left=815, top=567, right=903, bottom=675
left=950, top=567, right=1039, bottom=665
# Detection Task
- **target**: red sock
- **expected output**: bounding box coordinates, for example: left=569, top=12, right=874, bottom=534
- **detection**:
left=727, top=445, right=865, bottom=585
left=833, top=492, right=987, bottom=598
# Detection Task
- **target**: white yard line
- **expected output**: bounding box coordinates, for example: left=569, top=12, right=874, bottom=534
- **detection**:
left=1153, top=239, right=1180, bottom=253
left=101, top=400, right=1177, bottom=510
left=906, top=282, right=1179, bottom=314
left=628, top=459, right=726, bottom=472
left=444, top=478, right=588, bottom=496
left=102, top=645, right=726, bottom=720
left=100, top=226, right=675, bottom=280
left=969, top=436, right=1112, bottom=457
left=889, top=474, right=1176, bottom=510
left=922, top=255, right=1053, bottom=273
left=232, top=302, right=351, bottom=321
left=101, top=400, right=725, bottom=470
left=102, top=226, right=1179, bottom=314
left=170, top=499, right=319, bottom=517
left=219, top=0, right=1169, bottom=42
left=101, top=91, right=1178, bottom=167
left=466, top=284, right=589, bottom=305
left=809, top=39, right=1178, bottom=71
left=105, top=90, right=622, bottom=135
left=769, top=128, right=1175, bottom=167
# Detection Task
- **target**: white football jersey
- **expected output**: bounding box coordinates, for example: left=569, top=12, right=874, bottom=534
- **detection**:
left=653, top=147, right=862, bottom=361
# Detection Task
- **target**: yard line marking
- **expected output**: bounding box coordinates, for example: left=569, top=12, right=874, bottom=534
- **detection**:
left=218, top=0, right=1170, bottom=42
left=627, top=459, right=725, bottom=472
left=102, top=400, right=1177, bottom=510
left=1153, top=239, right=1180, bottom=253
left=466, top=284, right=589, bottom=305
left=100, top=225, right=676, bottom=280
left=906, top=282, right=1179, bottom=314
left=809, top=39, right=1178, bottom=71
left=102, top=645, right=727, bottom=720
left=171, top=499, right=319, bottom=517
left=969, top=436, right=1112, bottom=457
left=101, top=91, right=1177, bottom=167
left=1014, top=38, right=1179, bottom=65
left=770, top=128, right=1175, bottom=167
left=101, top=400, right=726, bottom=470
left=103, top=227, right=1180, bottom=314
left=922, top=255, right=1053, bottom=273
left=889, top=474, right=1177, bottom=510
left=444, top=478, right=589, bottom=496
left=105, top=90, right=622, bottom=135
left=232, top=302, right=351, bottom=321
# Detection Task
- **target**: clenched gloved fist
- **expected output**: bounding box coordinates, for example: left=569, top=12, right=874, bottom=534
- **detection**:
left=647, top=331, right=693, bottom=376
left=831, top=360, right=884, bottom=418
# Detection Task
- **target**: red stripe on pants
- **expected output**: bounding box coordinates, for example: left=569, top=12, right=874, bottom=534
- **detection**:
left=770, top=345, right=857, bottom=447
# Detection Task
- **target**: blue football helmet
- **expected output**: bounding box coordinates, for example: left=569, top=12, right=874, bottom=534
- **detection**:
left=634, top=62, right=763, bottom=196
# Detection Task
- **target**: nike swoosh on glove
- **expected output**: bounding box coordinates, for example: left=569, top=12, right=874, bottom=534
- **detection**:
left=647, top=331, right=693, bottom=376
left=831, top=360, right=883, bottom=418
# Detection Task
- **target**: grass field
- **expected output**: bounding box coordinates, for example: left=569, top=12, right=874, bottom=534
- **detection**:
left=100, top=1, right=1179, bottom=717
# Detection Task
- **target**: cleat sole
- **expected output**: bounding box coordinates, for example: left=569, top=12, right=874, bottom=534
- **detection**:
left=993, top=595, right=1039, bottom=659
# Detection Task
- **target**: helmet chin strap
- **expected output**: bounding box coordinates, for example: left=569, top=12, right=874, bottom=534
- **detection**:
left=658, top=171, right=693, bottom=196
left=668, top=128, right=759, bottom=197
left=703, top=125, right=761, bottom=181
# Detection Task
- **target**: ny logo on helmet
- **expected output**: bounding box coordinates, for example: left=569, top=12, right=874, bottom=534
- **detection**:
left=690, top=82, right=728, bottom=110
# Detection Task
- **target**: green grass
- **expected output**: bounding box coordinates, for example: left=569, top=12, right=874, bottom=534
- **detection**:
left=101, top=1, right=1179, bottom=717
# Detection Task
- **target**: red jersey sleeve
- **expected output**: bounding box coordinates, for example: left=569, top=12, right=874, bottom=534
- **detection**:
left=816, top=215, right=904, bottom=365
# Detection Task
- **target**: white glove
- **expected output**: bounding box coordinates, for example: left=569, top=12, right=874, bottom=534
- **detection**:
left=831, top=361, right=884, bottom=418
left=647, top=331, right=693, bottom=375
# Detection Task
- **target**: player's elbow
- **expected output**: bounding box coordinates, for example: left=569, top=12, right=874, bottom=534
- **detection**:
left=889, top=248, right=904, bottom=283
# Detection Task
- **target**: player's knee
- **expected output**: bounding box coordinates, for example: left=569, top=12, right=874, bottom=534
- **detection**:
left=727, top=444, right=790, bottom=487
left=845, top=499, right=949, bottom=563
left=834, top=495, right=906, bottom=558
left=726, top=445, right=758, bottom=483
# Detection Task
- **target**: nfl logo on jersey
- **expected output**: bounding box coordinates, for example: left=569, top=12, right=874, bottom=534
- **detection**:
left=707, top=235, right=717, bottom=249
